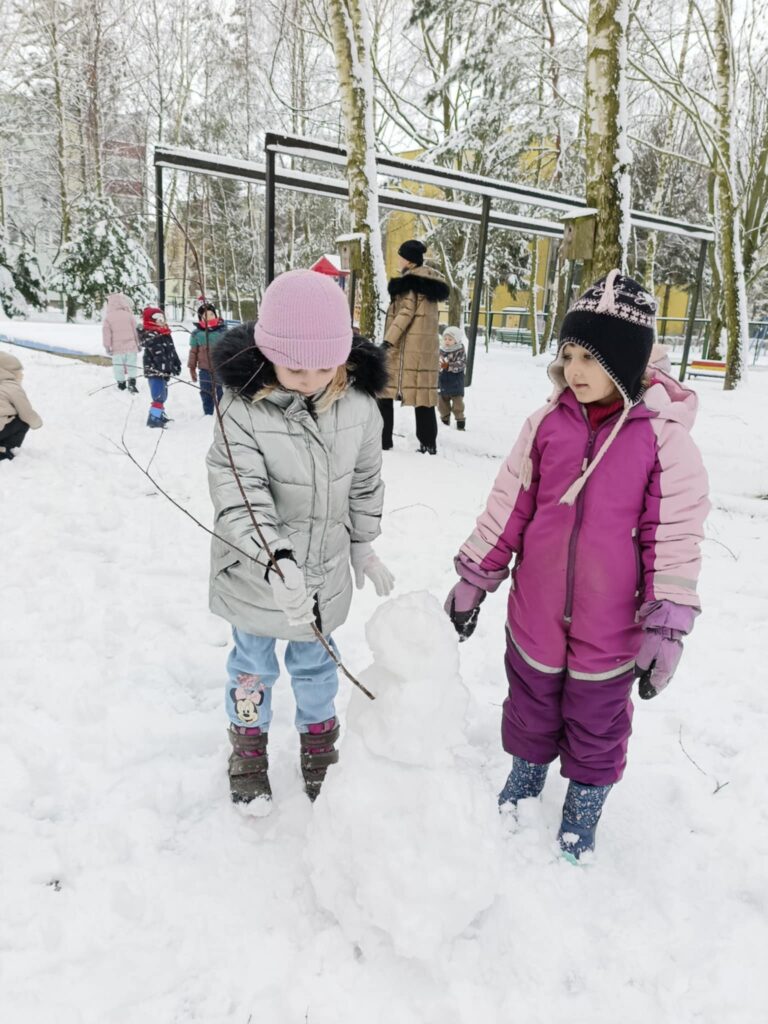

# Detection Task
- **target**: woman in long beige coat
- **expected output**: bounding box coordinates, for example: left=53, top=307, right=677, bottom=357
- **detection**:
left=379, top=239, right=449, bottom=454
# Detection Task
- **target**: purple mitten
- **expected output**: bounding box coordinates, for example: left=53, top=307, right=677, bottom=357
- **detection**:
left=635, top=601, right=698, bottom=699
left=444, top=579, right=486, bottom=641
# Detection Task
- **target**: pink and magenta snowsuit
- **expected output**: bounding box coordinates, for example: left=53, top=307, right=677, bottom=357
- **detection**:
left=458, top=371, right=709, bottom=785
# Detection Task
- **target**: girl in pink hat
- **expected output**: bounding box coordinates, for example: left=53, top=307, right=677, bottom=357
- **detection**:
left=207, top=269, right=395, bottom=808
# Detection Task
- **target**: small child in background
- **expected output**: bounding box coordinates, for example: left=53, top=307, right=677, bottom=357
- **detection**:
left=188, top=302, right=228, bottom=415
left=139, top=307, right=181, bottom=429
left=438, top=325, right=467, bottom=430
left=0, top=351, right=43, bottom=461
left=102, top=293, right=141, bottom=393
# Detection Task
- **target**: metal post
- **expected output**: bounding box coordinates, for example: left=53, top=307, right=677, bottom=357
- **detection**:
left=265, top=144, right=276, bottom=286
left=678, top=239, right=708, bottom=382
left=465, top=195, right=491, bottom=388
left=155, top=163, right=166, bottom=309
left=486, top=309, right=495, bottom=351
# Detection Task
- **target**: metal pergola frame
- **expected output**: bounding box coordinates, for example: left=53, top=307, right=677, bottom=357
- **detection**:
left=154, top=133, right=714, bottom=384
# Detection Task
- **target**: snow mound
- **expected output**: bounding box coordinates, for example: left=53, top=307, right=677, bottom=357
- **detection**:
left=307, top=591, right=501, bottom=960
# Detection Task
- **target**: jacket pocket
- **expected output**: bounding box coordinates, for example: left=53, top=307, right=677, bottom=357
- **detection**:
left=631, top=528, right=642, bottom=596
left=213, top=553, right=241, bottom=579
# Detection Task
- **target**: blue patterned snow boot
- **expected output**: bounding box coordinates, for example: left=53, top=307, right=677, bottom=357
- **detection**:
left=498, top=756, right=550, bottom=808
left=558, top=781, right=612, bottom=861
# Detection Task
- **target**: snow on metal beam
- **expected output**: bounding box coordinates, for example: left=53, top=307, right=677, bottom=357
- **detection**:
left=261, top=133, right=714, bottom=242
left=154, top=145, right=563, bottom=237
left=154, top=141, right=712, bottom=243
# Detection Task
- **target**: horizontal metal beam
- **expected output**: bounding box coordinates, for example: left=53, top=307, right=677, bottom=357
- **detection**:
left=154, top=145, right=564, bottom=237
left=261, top=132, right=714, bottom=242
left=154, top=140, right=714, bottom=243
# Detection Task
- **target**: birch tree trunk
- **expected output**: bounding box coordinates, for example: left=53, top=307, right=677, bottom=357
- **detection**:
left=713, top=0, right=749, bottom=389
left=645, top=0, right=693, bottom=293
left=326, top=0, right=388, bottom=340
left=581, top=0, right=631, bottom=282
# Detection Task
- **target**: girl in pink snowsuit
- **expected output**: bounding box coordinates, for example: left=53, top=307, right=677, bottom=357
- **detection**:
left=446, top=270, right=709, bottom=860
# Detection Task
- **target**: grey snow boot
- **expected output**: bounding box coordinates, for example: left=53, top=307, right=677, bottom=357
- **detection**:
left=228, top=726, right=271, bottom=804
left=300, top=719, right=340, bottom=802
left=498, top=756, right=550, bottom=808
left=557, top=781, right=612, bottom=861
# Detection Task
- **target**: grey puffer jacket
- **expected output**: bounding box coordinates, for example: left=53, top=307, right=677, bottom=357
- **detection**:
left=207, top=326, right=388, bottom=640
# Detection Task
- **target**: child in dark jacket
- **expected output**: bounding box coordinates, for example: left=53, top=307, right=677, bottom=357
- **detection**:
left=188, top=302, right=228, bottom=414
left=445, top=270, right=710, bottom=861
left=438, top=325, right=466, bottom=430
left=139, top=307, right=181, bottom=428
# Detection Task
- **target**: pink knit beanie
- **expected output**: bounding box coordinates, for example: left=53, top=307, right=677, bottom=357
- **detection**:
left=253, top=269, right=353, bottom=370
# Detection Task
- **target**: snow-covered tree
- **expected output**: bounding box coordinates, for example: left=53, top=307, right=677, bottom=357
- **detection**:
left=51, top=195, right=154, bottom=319
left=0, top=225, right=45, bottom=317
left=713, top=0, right=749, bottom=389
left=326, top=0, right=388, bottom=339
left=582, top=0, right=631, bottom=280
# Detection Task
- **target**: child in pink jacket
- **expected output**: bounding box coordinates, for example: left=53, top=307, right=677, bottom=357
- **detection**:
left=445, top=270, right=709, bottom=860
left=102, top=293, right=141, bottom=393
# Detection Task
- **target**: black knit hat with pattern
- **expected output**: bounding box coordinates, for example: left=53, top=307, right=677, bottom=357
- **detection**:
left=398, top=239, right=427, bottom=266
left=554, top=269, right=657, bottom=403
left=198, top=302, right=218, bottom=320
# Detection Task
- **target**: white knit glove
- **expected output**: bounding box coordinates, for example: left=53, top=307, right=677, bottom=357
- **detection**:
left=350, top=542, right=395, bottom=596
left=268, top=558, right=316, bottom=626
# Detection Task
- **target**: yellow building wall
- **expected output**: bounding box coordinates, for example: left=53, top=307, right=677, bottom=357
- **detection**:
left=385, top=196, right=691, bottom=334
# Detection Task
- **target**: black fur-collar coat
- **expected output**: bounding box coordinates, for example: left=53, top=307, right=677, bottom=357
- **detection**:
left=212, top=323, right=387, bottom=400
left=381, top=264, right=449, bottom=407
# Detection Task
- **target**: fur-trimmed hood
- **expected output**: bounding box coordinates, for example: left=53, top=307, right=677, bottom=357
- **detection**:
left=213, top=322, right=388, bottom=399
left=387, top=264, right=450, bottom=303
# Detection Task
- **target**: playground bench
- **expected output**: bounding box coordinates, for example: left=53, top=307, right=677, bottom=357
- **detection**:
left=686, top=359, right=726, bottom=380
left=493, top=326, right=532, bottom=346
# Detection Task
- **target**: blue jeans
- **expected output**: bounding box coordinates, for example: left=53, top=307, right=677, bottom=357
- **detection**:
left=225, top=627, right=339, bottom=733
left=198, top=369, right=223, bottom=415
left=148, top=377, right=168, bottom=418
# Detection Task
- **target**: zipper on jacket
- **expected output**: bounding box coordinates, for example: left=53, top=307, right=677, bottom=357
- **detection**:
left=562, top=405, right=624, bottom=624
left=563, top=427, right=596, bottom=624
left=319, top=445, right=331, bottom=567
left=305, top=432, right=317, bottom=557
left=300, top=401, right=331, bottom=572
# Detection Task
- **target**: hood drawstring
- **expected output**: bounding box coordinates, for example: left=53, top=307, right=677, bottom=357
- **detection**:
left=559, top=398, right=632, bottom=506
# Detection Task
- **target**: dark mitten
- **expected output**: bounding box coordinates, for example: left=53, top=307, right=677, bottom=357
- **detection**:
left=444, top=579, right=486, bottom=642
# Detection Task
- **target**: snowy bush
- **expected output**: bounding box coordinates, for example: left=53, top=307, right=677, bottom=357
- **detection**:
left=50, top=195, right=155, bottom=318
left=0, top=226, right=45, bottom=318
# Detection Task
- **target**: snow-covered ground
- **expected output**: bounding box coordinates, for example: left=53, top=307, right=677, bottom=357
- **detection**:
left=1, top=327, right=767, bottom=1023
